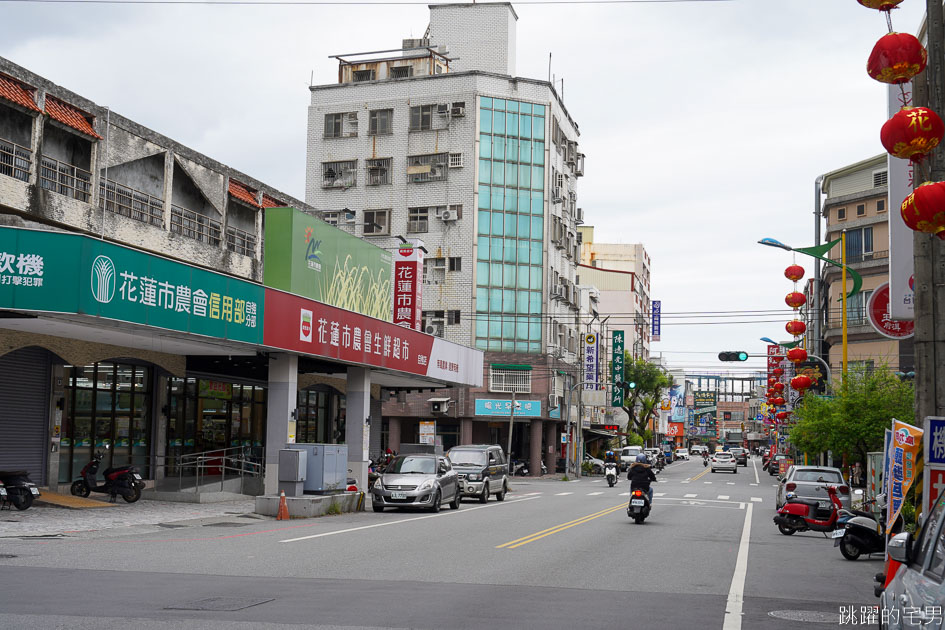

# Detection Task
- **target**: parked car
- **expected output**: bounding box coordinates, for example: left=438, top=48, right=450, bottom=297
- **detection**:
left=711, top=451, right=737, bottom=473
left=674, top=448, right=690, bottom=461
left=371, top=453, right=461, bottom=512
left=768, top=454, right=789, bottom=476
left=775, top=465, right=851, bottom=511
left=729, top=448, right=748, bottom=467
left=447, top=445, right=509, bottom=503
left=620, top=446, right=644, bottom=470
left=583, top=453, right=604, bottom=474
left=690, top=445, right=708, bottom=457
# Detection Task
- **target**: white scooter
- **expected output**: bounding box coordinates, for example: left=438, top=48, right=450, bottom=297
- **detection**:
left=605, top=462, right=618, bottom=487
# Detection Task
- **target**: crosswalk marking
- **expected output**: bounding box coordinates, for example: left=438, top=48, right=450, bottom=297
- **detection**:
left=588, top=491, right=603, bottom=496
left=751, top=497, right=763, bottom=502
left=717, top=495, right=730, bottom=500
left=684, top=493, right=698, bottom=498
left=555, top=492, right=573, bottom=496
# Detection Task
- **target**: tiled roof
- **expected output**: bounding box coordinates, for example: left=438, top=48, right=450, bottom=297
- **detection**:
left=45, top=96, right=102, bottom=139
left=228, top=179, right=260, bottom=207
left=261, top=194, right=284, bottom=208
left=0, top=74, right=40, bottom=112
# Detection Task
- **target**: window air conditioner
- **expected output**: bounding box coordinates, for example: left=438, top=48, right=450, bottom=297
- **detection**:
left=440, top=209, right=457, bottom=221
left=425, top=321, right=445, bottom=337
left=436, top=104, right=450, bottom=115
left=549, top=394, right=560, bottom=409
left=451, top=105, right=465, bottom=117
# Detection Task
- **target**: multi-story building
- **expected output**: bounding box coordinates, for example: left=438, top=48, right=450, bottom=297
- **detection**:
left=306, top=2, right=585, bottom=475
left=818, top=155, right=914, bottom=375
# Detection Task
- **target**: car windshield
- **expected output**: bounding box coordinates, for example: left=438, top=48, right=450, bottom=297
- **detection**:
left=448, top=450, right=487, bottom=466
left=623, top=448, right=642, bottom=456
left=794, top=470, right=843, bottom=483
left=716, top=453, right=733, bottom=459
left=387, top=456, right=436, bottom=474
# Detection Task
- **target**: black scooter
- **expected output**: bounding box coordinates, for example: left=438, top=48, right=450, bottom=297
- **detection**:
left=835, top=494, right=888, bottom=560
left=0, top=470, right=40, bottom=510
left=71, top=447, right=145, bottom=503
left=627, top=487, right=652, bottom=524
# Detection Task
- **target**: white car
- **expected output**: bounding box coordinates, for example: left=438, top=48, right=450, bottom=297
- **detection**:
left=620, top=446, right=644, bottom=470
left=674, top=448, right=690, bottom=461
left=711, top=452, right=737, bottom=473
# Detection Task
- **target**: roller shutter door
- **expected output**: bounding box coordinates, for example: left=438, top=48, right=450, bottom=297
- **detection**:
left=0, top=347, right=49, bottom=484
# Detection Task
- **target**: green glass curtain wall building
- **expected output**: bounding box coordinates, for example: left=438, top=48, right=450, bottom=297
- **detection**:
left=476, top=97, right=546, bottom=353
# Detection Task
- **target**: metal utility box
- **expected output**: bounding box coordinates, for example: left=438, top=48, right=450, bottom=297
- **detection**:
left=285, top=443, right=348, bottom=493
left=278, top=448, right=307, bottom=497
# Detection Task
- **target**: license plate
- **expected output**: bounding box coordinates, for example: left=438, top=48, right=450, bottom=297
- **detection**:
left=832, top=528, right=846, bottom=538
left=133, top=474, right=142, bottom=480
left=818, top=500, right=830, bottom=508
left=29, top=487, right=39, bottom=495
left=391, top=491, right=406, bottom=500
left=630, top=499, right=645, bottom=506
left=0, top=488, right=6, bottom=496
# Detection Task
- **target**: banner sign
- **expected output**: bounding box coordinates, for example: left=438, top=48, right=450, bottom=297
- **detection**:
left=392, top=241, right=423, bottom=331
left=888, top=82, right=915, bottom=321
left=924, top=417, right=945, bottom=515
left=867, top=282, right=915, bottom=340
left=419, top=420, right=436, bottom=445
left=584, top=333, right=598, bottom=390
left=693, top=391, right=717, bottom=408
left=611, top=330, right=624, bottom=407
left=667, top=422, right=684, bottom=437
left=888, top=419, right=923, bottom=533
left=474, top=399, right=541, bottom=418
left=651, top=300, right=661, bottom=342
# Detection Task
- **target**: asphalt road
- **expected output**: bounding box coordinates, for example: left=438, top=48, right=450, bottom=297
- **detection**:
left=0, top=457, right=883, bottom=629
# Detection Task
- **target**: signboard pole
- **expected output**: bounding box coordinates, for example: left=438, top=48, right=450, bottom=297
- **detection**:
left=506, top=390, right=516, bottom=468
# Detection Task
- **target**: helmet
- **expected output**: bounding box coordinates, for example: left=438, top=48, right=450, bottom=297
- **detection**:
left=635, top=454, right=648, bottom=463
left=606, top=451, right=614, bottom=457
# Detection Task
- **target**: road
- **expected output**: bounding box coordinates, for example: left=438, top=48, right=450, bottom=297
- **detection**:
left=0, top=457, right=881, bottom=629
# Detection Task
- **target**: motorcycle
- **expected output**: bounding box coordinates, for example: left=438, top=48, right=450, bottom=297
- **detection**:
left=71, top=448, right=145, bottom=503
left=773, top=485, right=848, bottom=536
left=834, top=493, right=888, bottom=560
left=511, top=459, right=547, bottom=476
left=703, top=454, right=709, bottom=467
left=627, top=487, right=652, bottom=524
left=0, top=470, right=40, bottom=511
left=604, top=462, right=618, bottom=487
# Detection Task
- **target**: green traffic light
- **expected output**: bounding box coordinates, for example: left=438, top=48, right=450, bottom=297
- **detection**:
left=718, top=351, right=749, bottom=362
left=737, top=351, right=748, bottom=361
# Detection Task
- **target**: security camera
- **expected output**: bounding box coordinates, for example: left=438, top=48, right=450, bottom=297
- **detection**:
left=430, top=399, right=451, bottom=414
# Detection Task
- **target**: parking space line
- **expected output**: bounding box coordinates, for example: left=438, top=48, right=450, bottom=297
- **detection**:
left=750, top=497, right=762, bottom=502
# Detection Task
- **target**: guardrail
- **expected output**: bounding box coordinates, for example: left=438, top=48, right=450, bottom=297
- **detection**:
left=152, top=445, right=263, bottom=495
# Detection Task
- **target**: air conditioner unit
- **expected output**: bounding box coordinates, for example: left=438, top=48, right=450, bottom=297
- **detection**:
left=436, top=103, right=450, bottom=115
left=425, top=321, right=444, bottom=337
left=440, top=209, right=457, bottom=221
left=549, top=394, right=560, bottom=409
left=576, top=208, right=584, bottom=225
left=429, top=166, right=442, bottom=178
left=451, top=105, right=465, bottom=117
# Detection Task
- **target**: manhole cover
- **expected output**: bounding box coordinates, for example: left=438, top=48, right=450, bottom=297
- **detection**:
left=202, top=522, right=248, bottom=528
left=769, top=610, right=839, bottom=624
left=157, top=523, right=189, bottom=529
left=166, top=596, right=274, bottom=611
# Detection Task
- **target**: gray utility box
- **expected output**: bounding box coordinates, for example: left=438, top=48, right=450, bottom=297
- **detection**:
left=285, top=443, right=347, bottom=493
left=278, top=448, right=307, bottom=497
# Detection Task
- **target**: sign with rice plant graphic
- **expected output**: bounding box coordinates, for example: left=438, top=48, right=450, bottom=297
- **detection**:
left=263, top=207, right=392, bottom=321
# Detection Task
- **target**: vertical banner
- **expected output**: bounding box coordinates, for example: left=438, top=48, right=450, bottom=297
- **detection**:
left=393, top=241, right=424, bottom=330
left=419, top=420, right=436, bottom=445
left=611, top=330, right=625, bottom=407
left=888, top=82, right=915, bottom=321
left=583, top=333, right=598, bottom=390
left=923, top=417, right=945, bottom=515
left=651, top=300, right=661, bottom=342
left=888, top=419, right=923, bottom=533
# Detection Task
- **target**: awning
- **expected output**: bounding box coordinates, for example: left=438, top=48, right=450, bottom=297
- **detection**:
left=584, top=429, right=617, bottom=438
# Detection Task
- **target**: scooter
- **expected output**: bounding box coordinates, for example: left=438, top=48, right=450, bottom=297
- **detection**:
left=71, top=448, right=145, bottom=503
left=604, top=462, right=618, bottom=487
left=773, top=485, right=847, bottom=536
left=834, top=493, right=887, bottom=560
left=0, top=470, right=40, bottom=511
left=627, top=487, right=651, bottom=524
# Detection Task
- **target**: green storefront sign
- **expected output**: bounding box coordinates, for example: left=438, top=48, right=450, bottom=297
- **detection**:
left=611, top=330, right=624, bottom=407
left=0, top=226, right=264, bottom=344
left=263, top=206, right=392, bottom=321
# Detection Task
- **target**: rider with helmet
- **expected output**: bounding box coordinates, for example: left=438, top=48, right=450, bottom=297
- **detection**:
left=627, top=453, right=657, bottom=502
left=603, top=450, right=620, bottom=469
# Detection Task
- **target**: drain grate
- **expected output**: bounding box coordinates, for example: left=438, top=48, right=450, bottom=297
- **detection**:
left=165, top=596, right=274, bottom=611
left=202, top=522, right=248, bottom=528
left=769, top=610, right=839, bottom=624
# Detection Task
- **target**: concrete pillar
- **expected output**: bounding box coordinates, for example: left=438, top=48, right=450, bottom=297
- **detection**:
left=346, top=366, right=371, bottom=491
left=46, top=363, right=64, bottom=490
left=460, top=418, right=473, bottom=445
left=369, top=397, right=383, bottom=462
left=530, top=419, right=543, bottom=477
left=162, top=152, right=174, bottom=230
left=28, top=102, right=44, bottom=187
left=153, top=374, right=169, bottom=485
left=388, top=417, right=402, bottom=453
left=264, top=353, right=297, bottom=495
left=544, top=421, right=557, bottom=478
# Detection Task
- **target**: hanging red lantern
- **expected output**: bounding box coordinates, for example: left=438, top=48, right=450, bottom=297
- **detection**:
left=773, top=382, right=785, bottom=393
left=881, top=107, right=945, bottom=162
left=791, top=374, right=813, bottom=393
left=785, top=320, right=807, bottom=337
left=773, top=367, right=784, bottom=377
left=773, top=396, right=786, bottom=407
left=784, top=264, right=805, bottom=282
left=773, top=354, right=785, bottom=362
left=787, top=347, right=808, bottom=364
left=768, top=377, right=777, bottom=386
left=776, top=411, right=789, bottom=421
left=857, top=0, right=905, bottom=10
left=868, top=32, right=927, bottom=84
left=900, top=181, right=945, bottom=240
left=785, top=292, right=806, bottom=310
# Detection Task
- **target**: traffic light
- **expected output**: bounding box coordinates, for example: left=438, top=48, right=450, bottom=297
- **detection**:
left=619, top=380, right=637, bottom=392
left=718, top=351, right=749, bottom=362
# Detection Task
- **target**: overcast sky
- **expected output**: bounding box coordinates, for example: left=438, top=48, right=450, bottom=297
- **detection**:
left=0, top=0, right=926, bottom=375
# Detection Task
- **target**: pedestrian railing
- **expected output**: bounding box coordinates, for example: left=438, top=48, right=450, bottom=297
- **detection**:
left=152, top=445, right=264, bottom=496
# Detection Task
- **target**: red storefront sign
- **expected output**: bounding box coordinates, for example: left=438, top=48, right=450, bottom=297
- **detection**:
left=667, top=422, right=684, bottom=437
left=867, top=282, right=915, bottom=340
left=393, top=243, right=423, bottom=331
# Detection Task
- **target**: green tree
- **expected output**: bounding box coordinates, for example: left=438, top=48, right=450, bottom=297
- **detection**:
left=790, top=365, right=914, bottom=463
left=618, top=356, right=673, bottom=445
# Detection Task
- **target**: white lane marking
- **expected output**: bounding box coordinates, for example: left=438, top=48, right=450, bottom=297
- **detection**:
left=280, top=496, right=541, bottom=543
left=658, top=479, right=669, bottom=483
left=751, top=456, right=759, bottom=484
left=555, top=492, right=573, bottom=496
left=727, top=482, right=735, bottom=485
left=654, top=492, right=666, bottom=497
left=591, top=479, right=602, bottom=484
left=588, top=491, right=603, bottom=496
left=717, top=495, right=730, bottom=500
left=751, top=497, right=762, bottom=502
left=681, top=481, right=690, bottom=484
left=704, top=481, right=713, bottom=484
left=722, top=502, right=753, bottom=630
left=684, top=493, right=698, bottom=498
left=750, top=483, right=758, bottom=487
left=619, top=492, right=630, bottom=496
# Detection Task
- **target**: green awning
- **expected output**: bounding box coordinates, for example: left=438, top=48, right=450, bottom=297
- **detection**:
left=490, top=364, right=532, bottom=371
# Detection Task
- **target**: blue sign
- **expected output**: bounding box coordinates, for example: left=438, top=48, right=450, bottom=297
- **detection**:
left=929, top=418, right=945, bottom=465
left=549, top=406, right=561, bottom=419
left=651, top=300, right=661, bottom=342
left=475, top=399, right=542, bottom=418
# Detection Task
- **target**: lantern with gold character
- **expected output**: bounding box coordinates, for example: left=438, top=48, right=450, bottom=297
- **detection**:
left=881, top=107, right=945, bottom=162
left=900, top=181, right=945, bottom=240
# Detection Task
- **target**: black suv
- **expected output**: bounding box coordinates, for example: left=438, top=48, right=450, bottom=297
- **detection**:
left=446, top=444, right=509, bottom=503
left=729, top=448, right=748, bottom=467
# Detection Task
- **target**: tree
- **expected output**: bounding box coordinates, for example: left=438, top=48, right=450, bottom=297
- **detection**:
left=618, top=355, right=674, bottom=445
left=790, top=365, right=914, bottom=463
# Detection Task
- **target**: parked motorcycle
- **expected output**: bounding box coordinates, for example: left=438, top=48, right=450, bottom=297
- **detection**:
left=0, top=470, right=40, bottom=510
left=71, top=448, right=145, bottom=503
left=627, top=487, right=652, bottom=524
left=834, top=493, right=890, bottom=560
left=773, top=485, right=847, bottom=536
left=604, top=462, right=618, bottom=487
left=511, top=459, right=547, bottom=476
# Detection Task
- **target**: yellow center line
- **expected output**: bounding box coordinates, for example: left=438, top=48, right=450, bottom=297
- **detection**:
left=497, top=503, right=627, bottom=550
left=689, top=466, right=712, bottom=482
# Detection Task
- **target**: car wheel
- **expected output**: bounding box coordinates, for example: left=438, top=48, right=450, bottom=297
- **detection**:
left=495, top=481, right=506, bottom=501
left=372, top=503, right=384, bottom=513
left=840, top=538, right=862, bottom=561
left=733, top=468, right=737, bottom=474
left=711, top=468, right=716, bottom=473
left=479, top=483, right=490, bottom=504
left=449, top=488, right=461, bottom=510
left=430, top=490, right=441, bottom=513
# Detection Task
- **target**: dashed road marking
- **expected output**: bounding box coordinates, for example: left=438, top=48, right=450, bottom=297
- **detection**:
left=684, top=493, right=698, bottom=498
left=619, top=492, right=630, bottom=496
left=654, top=492, right=666, bottom=497
left=588, top=491, right=603, bottom=496
left=555, top=492, right=573, bottom=496
left=704, top=481, right=713, bottom=484
left=681, top=481, right=691, bottom=484
left=751, top=497, right=763, bottom=502
left=718, top=495, right=730, bottom=500
left=727, top=482, right=735, bottom=485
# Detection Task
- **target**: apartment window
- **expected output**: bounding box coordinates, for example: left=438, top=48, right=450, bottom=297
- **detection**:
left=845, top=226, right=874, bottom=263
left=449, top=153, right=464, bottom=168
left=873, top=170, right=888, bottom=187
left=369, top=109, right=392, bottom=136
left=845, top=289, right=873, bottom=325
left=353, top=69, right=376, bottom=82
left=447, top=310, right=461, bottom=325
left=409, top=105, right=434, bottom=131
left=422, top=310, right=445, bottom=337
left=390, top=66, right=413, bottom=79
left=448, top=204, right=463, bottom=220
left=856, top=204, right=866, bottom=217
left=489, top=366, right=531, bottom=394
left=877, top=199, right=886, bottom=213
left=837, top=207, right=846, bottom=221
left=322, top=160, right=356, bottom=188
left=366, top=158, right=391, bottom=186
left=363, top=209, right=390, bottom=235
left=324, top=112, right=358, bottom=138
left=448, top=256, right=462, bottom=272
left=424, top=257, right=446, bottom=284
left=322, top=212, right=339, bottom=226
left=407, top=153, right=448, bottom=183
left=407, top=207, right=429, bottom=233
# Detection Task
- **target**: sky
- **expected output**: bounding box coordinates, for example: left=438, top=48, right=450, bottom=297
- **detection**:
left=0, top=0, right=928, bottom=376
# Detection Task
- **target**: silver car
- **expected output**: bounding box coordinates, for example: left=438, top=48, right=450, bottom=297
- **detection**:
left=711, top=451, right=737, bottom=473
left=372, top=454, right=461, bottom=513
left=775, top=465, right=851, bottom=511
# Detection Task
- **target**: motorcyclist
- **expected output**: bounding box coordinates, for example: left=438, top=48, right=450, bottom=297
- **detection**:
left=604, top=450, right=619, bottom=468
left=627, top=454, right=657, bottom=502
left=703, top=450, right=710, bottom=466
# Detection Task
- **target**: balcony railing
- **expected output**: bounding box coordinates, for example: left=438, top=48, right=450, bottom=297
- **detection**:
left=0, top=138, right=31, bottom=182
left=826, top=317, right=868, bottom=329
left=99, top=178, right=163, bottom=227
left=171, top=204, right=221, bottom=246
left=225, top=226, right=256, bottom=257
left=40, top=155, right=91, bottom=202
left=827, top=250, right=889, bottom=265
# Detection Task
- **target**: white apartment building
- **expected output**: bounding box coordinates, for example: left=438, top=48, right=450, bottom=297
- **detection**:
left=305, top=3, right=585, bottom=474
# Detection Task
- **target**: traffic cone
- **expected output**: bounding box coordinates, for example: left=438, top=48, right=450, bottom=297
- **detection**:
left=277, top=490, right=289, bottom=521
